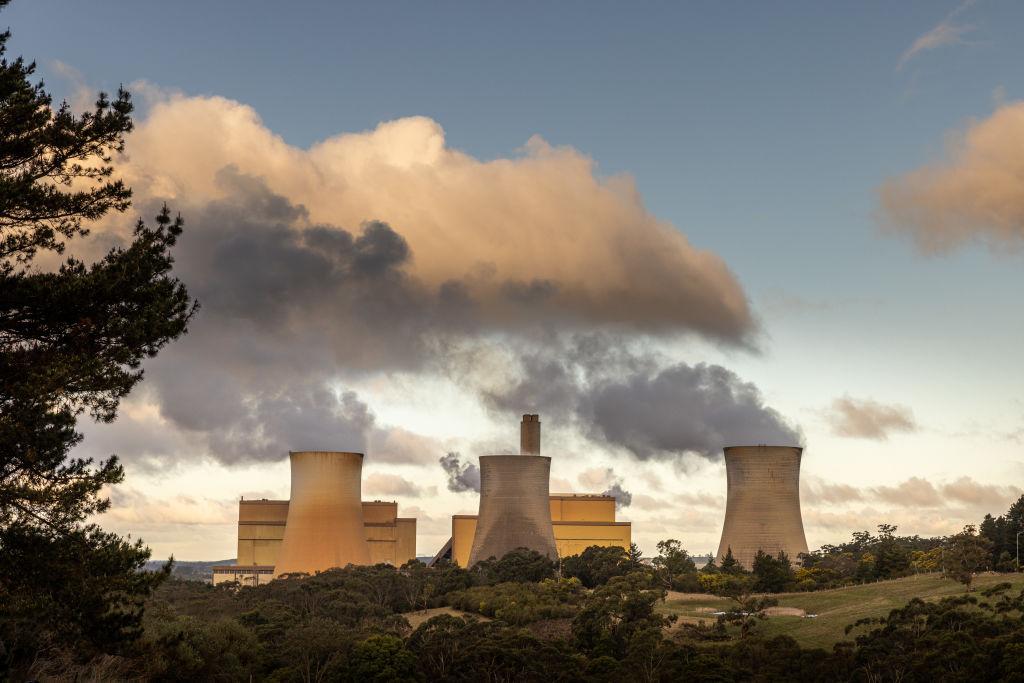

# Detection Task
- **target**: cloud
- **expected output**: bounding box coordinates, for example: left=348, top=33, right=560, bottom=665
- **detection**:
left=71, top=94, right=761, bottom=471
left=802, top=477, right=864, bottom=504
left=115, top=95, right=755, bottom=342
left=363, top=473, right=423, bottom=498
left=577, top=467, right=632, bottom=508
left=826, top=396, right=918, bottom=440
left=940, top=476, right=1022, bottom=505
left=806, top=475, right=1021, bottom=511
left=880, top=101, right=1024, bottom=252
left=897, top=1, right=976, bottom=70
left=103, top=487, right=237, bottom=526
left=439, top=452, right=480, bottom=493
left=602, top=482, right=633, bottom=509
left=480, top=336, right=800, bottom=461
left=584, top=363, right=801, bottom=458
left=871, top=477, right=942, bottom=507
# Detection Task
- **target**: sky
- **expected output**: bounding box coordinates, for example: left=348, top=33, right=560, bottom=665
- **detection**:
left=7, top=1, right=1024, bottom=559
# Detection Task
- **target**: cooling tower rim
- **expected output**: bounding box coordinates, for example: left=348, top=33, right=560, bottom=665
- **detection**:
left=723, top=445, right=803, bottom=452
left=288, top=450, right=365, bottom=458
left=479, top=454, right=551, bottom=462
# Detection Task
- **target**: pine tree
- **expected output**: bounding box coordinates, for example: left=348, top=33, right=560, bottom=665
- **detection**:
left=720, top=547, right=741, bottom=574
left=0, top=4, right=196, bottom=674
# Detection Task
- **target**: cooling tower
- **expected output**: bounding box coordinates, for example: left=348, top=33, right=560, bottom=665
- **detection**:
left=715, top=445, right=808, bottom=570
left=467, top=415, right=557, bottom=566
left=273, top=451, right=370, bottom=577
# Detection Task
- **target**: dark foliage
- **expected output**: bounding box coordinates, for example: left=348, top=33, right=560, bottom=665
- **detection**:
left=751, top=549, right=795, bottom=593
left=562, top=543, right=640, bottom=588
left=0, top=6, right=196, bottom=677
left=470, top=546, right=558, bottom=585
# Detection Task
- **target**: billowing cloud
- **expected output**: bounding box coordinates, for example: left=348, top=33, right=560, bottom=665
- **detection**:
left=880, top=102, right=1024, bottom=251
left=584, top=363, right=801, bottom=459
left=116, top=94, right=755, bottom=341
left=439, top=452, right=480, bottom=493
left=482, top=336, right=799, bottom=460
left=74, top=93, right=762, bottom=471
left=826, top=396, right=918, bottom=440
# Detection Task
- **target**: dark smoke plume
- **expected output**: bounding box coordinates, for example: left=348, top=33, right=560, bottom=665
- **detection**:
left=482, top=336, right=801, bottom=461
left=440, top=452, right=480, bottom=493
left=602, top=482, right=633, bottom=509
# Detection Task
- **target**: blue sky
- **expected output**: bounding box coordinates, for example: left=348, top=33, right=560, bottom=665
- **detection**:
left=7, top=2, right=1024, bottom=558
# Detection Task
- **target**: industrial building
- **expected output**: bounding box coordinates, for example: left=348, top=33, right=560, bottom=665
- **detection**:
left=715, top=445, right=808, bottom=569
left=212, top=451, right=416, bottom=586
left=432, top=415, right=632, bottom=567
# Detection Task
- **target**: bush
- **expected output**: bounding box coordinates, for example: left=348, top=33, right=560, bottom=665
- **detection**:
left=470, top=547, right=557, bottom=585
left=446, top=578, right=585, bottom=625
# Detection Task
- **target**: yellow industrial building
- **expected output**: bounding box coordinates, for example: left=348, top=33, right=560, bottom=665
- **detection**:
left=212, top=497, right=416, bottom=586
left=439, top=493, right=631, bottom=567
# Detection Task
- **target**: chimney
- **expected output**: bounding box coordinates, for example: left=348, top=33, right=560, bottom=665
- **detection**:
left=520, top=414, right=541, bottom=455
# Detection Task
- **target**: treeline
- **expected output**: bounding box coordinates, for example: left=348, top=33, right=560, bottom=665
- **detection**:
left=24, top=547, right=1024, bottom=681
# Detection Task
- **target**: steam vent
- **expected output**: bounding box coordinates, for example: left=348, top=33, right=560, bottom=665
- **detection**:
left=715, top=445, right=808, bottom=569
left=467, top=415, right=558, bottom=566
left=273, top=451, right=371, bottom=577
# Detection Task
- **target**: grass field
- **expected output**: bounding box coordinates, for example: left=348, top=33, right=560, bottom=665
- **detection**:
left=657, top=572, right=1024, bottom=650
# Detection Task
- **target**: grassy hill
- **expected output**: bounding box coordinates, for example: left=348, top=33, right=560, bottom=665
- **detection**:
left=658, top=572, right=1024, bottom=650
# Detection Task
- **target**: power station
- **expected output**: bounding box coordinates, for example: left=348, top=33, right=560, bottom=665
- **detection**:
left=467, top=415, right=559, bottom=565
left=715, top=445, right=808, bottom=569
left=211, top=421, right=811, bottom=583
left=213, top=450, right=417, bottom=586
left=433, top=415, right=633, bottom=567
left=274, top=451, right=371, bottom=577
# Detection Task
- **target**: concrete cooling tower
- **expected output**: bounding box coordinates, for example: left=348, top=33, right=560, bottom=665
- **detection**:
left=715, top=445, right=808, bottom=570
left=467, top=415, right=558, bottom=566
left=273, top=451, right=370, bottom=577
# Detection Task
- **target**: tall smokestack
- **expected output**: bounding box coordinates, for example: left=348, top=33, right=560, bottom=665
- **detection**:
left=520, top=414, right=541, bottom=455
left=273, top=451, right=370, bottom=577
left=715, top=445, right=808, bottom=570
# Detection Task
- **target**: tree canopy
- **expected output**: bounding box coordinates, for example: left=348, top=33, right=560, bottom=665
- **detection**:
left=0, top=6, right=196, bottom=676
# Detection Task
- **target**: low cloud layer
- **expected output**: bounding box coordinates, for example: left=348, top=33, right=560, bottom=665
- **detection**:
left=803, top=475, right=1022, bottom=510
left=363, top=473, right=425, bottom=498
left=826, top=396, right=918, bottom=440
left=880, top=101, right=1024, bottom=252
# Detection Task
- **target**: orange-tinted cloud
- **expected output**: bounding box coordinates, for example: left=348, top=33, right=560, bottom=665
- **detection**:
left=826, top=395, right=918, bottom=440
left=114, top=94, right=754, bottom=341
left=880, top=102, right=1024, bottom=251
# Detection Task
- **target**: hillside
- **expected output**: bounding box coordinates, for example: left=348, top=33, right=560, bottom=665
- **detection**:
left=658, top=572, right=1024, bottom=650
left=142, top=559, right=235, bottom=582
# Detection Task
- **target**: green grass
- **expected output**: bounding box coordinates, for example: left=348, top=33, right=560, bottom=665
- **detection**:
left=658, top=572, right=1024, bottom=650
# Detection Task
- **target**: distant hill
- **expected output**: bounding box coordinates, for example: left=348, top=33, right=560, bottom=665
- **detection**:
left=143, top=559, right=235, bottom=583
